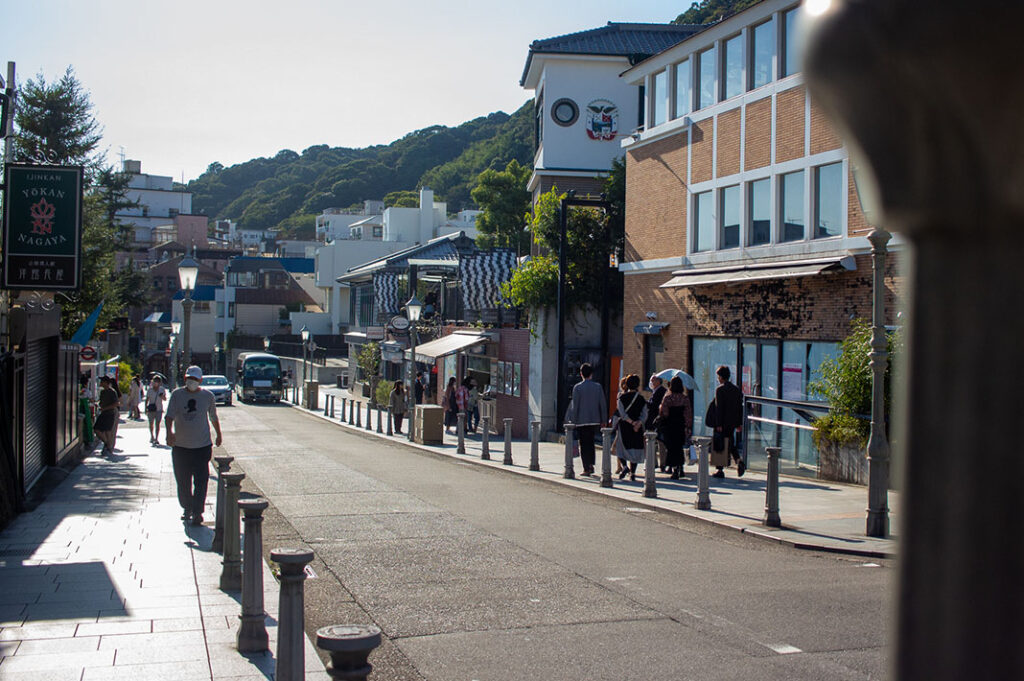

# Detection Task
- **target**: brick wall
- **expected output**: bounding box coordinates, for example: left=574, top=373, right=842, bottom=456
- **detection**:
left=775, top=86, right=805, bottom=163
left=744, top=98, right=772, bottom=170
left=496, top=327, right=531, bottom=438
left=621, top=253, right=904, bottom=378
left=810, top=98, right=843, bottom=156
left=690, top=119, right=714, bottom=183
left=716, top=109, right=741, bottom=177
left=624, top=135, right=687, bottom=262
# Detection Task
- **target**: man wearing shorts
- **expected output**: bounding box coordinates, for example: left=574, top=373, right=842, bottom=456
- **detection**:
left=165, top=366, right=223, bottom=526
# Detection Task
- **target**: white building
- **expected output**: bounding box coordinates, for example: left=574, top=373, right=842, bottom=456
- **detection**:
left=316, top=201, right=385, bottom=242
left=118, top=159, right=194, bottom=253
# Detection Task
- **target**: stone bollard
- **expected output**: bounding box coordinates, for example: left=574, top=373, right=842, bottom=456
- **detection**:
left=219, top=472, right=245, bottom=591
left=563, top=423, right=576, bottom=479
left=643, top=431, right=658, bottom=498
left=764, top=446, right=782, bottom=528
left=349, top=399, right=355, bottom=425
left=503, top=418, right=514, bottom=465
left=237, top=498, right=269, bottom=653
left=341, top=397, right=347, bottom=422
left=271, top=548, right=314, bottom=681
left=480, top=416, right=491, bottom=460
left=600, top=427, right=614, bottom=488
left=324, top=395, right=331, bottom=417
left=365, top=403, right=373, bottom=431
left=386, top=407, right=393, bottom=436
left=694, top=436, right=711, bottom=510
left=355, top=402, right=362, bottom=428
left=317, top=625, right=383, bottom=681
left=376, top=406, right=383, bottom=433
left=457, top=412, right=466, bottom=454
left=212, top=455, right=234, bottom=554
left=530, top=420, right=541, bottom=471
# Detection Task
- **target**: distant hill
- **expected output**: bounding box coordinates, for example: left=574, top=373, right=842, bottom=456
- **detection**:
left=188, top=101, right=533, bottom=239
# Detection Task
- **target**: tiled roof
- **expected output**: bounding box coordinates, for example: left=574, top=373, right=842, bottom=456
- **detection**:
left=279, top=257, right=315, bottom=274
left=337, top=233, right=477, bottom=283
left=171, top=285, right=218, bottom=302
left=234, top=287, right=315, bottom=306
left=521, top=22, right=703, bottom=85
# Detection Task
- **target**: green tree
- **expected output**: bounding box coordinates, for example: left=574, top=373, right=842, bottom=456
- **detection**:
left=13, top=66, right=103, bottom=173
left=673, top=0, right=761, bottom=25
left=471, top=159, right=531, bottom=251
left=383, top=190, right=419, bottom=208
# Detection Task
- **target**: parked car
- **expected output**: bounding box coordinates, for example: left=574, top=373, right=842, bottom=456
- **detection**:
left=204, top=375, right=233, bottom=406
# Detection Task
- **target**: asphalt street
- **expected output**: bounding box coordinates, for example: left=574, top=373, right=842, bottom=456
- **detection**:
left=219, top=400, right=893, bottom=681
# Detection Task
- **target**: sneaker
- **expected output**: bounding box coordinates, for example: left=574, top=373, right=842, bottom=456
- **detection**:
left=737, top=459, right=746, bottom=477
left=712, top=469, right=725, bottom=479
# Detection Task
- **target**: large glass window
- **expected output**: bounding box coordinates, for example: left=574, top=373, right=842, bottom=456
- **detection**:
left=720, top=185, right=740, bottom=249
left=751, top=19, right=774, bottom=89
left=694, top=191, right=714, bottom=252
left=691, top=337, right=738, bottom=435
left=748, top=178, right=771, bottom=246
left=673, top=60, right=691, bottom=118
left=814, top=162, right=843, bottom=238
left=652, top=69, right=667, bottom=127
left=723, top=35, right=744, bottom=100
left=781, top=170, right=805, bottom=242
left=643, top=334, right=665, bottom=380
left=782, top=7, right=801, bottom=77
left=697, top=47, right=716, bottom=110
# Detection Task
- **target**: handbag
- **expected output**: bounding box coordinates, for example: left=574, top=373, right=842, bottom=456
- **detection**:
left=712, top=430, right=725, bottom=453
left=688, top=444, right=698, bottom=465
left=146, top=403, right=156, bottom=413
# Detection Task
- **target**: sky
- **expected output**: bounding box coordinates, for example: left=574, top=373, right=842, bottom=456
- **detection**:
left=1, top=0, right=688, bottom=183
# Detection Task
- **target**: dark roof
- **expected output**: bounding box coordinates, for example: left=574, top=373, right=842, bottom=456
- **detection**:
left=521, top=22, right=703, bottom=85
left=171, top=285, right=218, bottom=302
left=280, top=257, right=315, bottom=274
left=225, top=256, right=314, bottom=275
left=234, top=287, right=315, bottom=306
left=337, top=233, right=478, bottom=283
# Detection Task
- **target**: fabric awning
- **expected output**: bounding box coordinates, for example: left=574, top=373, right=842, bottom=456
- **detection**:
left=660, top=256, right=855, bottom=289
left=633, top=322, right=669, bottom=334
left=405, top=333, right=490, bottom=363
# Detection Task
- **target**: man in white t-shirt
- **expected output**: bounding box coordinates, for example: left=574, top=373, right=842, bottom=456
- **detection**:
left=165, top=366, right=223, bottom=526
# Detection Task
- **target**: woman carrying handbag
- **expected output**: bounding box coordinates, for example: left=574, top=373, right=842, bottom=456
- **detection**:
left=614, top=374, right=647, bottom=481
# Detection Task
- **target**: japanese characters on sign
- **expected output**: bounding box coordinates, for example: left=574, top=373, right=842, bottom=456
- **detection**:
left=2, top=163, right=84, bottom=290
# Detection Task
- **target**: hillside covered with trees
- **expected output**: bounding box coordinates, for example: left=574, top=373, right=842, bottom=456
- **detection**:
left=187, top=101, right=533, bottom=239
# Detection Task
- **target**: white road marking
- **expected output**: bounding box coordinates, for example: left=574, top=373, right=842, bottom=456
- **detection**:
left=766, top=643, right=803, bottom=655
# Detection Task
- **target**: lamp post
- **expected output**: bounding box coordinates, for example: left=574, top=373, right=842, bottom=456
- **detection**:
left=213, top=344, right=221, bottom=375
left=263, top=335, right=271, bottom=352
left=852, top=163, right=891, bottom=538
left=300, top=325, right=310, bottom=405
left=405, top=292, right=422, bottom=443
left=170, top=322, right=182, bottom=386
left=177, top=256, right=200, bottom=371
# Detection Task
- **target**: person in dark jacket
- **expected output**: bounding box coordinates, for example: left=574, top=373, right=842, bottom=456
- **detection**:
left=646, top=375, right=668, bottom=471
left=708, top=365, right=745, bottom=478
left=659, top=376, right=692, bottom=479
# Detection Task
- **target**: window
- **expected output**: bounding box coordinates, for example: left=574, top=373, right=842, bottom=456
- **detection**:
left=216, top=302, right=224, bottom=316
left=723, top=34, right=744, bottom=100
left=651, top=70, right=667, bottom=127
left=814, top=163, right=843, bottom=238
left=751, top=19, right=774, bottom=89
left=720, top=185, right=740, bottom=249
left=644, top=335, right=665, bottom=379
left=550, top=98, right=579, bottom=127
left=673, top=60, right=691, bottom=118
left=748, top=178, right=771, bottom=246
left=694, top=191, right=715, bottom=252
left=697, top=47, right=716, bottom=110
left=228, top=303, right=235, bottom=318
left=534, top=94, right=543, bottom=148
left=781, top=170, right=805, bottom=241
left=152, top=279, right=161, bottom=290
left=168, top=208, right=179, bottom=218
left=782, top=7, right=801, bottom=77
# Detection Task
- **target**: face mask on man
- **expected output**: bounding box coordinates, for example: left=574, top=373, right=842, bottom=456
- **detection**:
left=186, top=378, right=200, bottom=391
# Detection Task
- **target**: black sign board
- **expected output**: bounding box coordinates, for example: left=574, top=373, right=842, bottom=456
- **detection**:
left=2, top=163, right=84, bottom=290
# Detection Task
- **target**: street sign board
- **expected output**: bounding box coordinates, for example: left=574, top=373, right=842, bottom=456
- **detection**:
left=80, top=345, right=97, bottom=361
left=2, top=163, right=84, bottom=290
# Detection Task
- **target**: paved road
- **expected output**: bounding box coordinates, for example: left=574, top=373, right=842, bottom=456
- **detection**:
left=219, top=401, right=892, bottom=681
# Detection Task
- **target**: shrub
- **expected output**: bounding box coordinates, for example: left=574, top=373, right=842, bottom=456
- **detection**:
left=375, top=380, right=393, bottom=407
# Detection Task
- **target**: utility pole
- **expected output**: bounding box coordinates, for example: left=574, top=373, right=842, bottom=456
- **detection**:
left=0, top=61, right=15, bottom=353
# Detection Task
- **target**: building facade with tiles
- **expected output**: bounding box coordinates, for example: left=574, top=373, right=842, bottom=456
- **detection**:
left=617, top=0, right=902, bottom=469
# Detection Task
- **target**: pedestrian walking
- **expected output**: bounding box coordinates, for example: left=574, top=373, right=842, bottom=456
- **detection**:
left=93, top=376, right=120, bottom=456
left=613, top=374, right=646, bottom=480
left=389, top=381, right=407, bottom=434
left=165, top=366, right=223, bottom=526
left=146, top=376, right=167, bottom=444
left=455, top=377, right=471, bottom=430
left=646, top=375, right=668, bottom=472
left=414, top=371, right=425, bottom=405
left=444, top=377, right=458, bottom=434
left=565, top=363, right=608, bottom=477
left=467, top=378, right=480, bottom=433
left=659, top=376, right=692, bottom=480
left=128, top=376, right=143, bottom=420
left=706, top=365, right=745, bottom=478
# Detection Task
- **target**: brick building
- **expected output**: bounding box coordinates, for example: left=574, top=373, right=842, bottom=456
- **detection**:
left=618, top=0, right=902, bottom=471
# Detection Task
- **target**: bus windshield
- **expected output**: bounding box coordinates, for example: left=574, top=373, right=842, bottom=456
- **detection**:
left=243, top=359, right=280, bottom=379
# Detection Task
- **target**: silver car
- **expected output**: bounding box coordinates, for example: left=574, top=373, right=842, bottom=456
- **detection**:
left=204, top=375, right=233, bottom=406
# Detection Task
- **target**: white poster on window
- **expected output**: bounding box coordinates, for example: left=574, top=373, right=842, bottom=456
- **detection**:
left=782, top=363, right=804, bottom=401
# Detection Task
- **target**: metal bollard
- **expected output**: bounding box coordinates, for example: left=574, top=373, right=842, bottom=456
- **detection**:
left=271, top=548, right=314, bottom=681
left=341, top=397, right=347, bottom=421
left=237, top=498, right=269, bottom=652
left=386, top=407, right=393, bottom=436
left=355, top=402, right=361, bottom=428
left=365, top=402, right=373, bottom=431
left=317, top=625, right=383, bottom=681
left=481, top=416, right=490, bottom=460
left=503, top=418, right=514, bottom=465
left=600, top=427, right=614, bottom=488
left=349, top=399, right=355, bottom=425
left=695, top=437, right=711, bottom=510
left=530, top=420, right=541, bottom=471
left=764, top=446, right=782, bottom=527
left=563, top=423, right=576, bottom=479
left=457, top=412, right=466, bottom=454
left=324, top=395, right=330, bottom=416
left=376, top=405, right=383, bottom=433
left=212, top=455, right=234, bottom=554
left=643, top=431, right=658, bottom=498
left=219, top=472, right=245, bottom=591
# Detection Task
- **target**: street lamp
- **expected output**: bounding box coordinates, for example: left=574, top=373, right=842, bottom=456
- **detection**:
left=177, top=255, right=200, bottom=371
left=852, top=162, right=891, bottom=538
left=300, top=325, right=310, bottom=400
left=405, top=292, right=422, bottom=442
left=263, top=336, right=271, bottom=352
left=170, top=322, right=182, bottom=386
left=213, top=344, right=221, bottom=375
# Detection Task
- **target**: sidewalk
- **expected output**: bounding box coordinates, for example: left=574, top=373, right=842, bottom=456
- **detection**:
left=313, top=387, right=898, bottom=558
left=0, top=420, right=329, bottom=680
